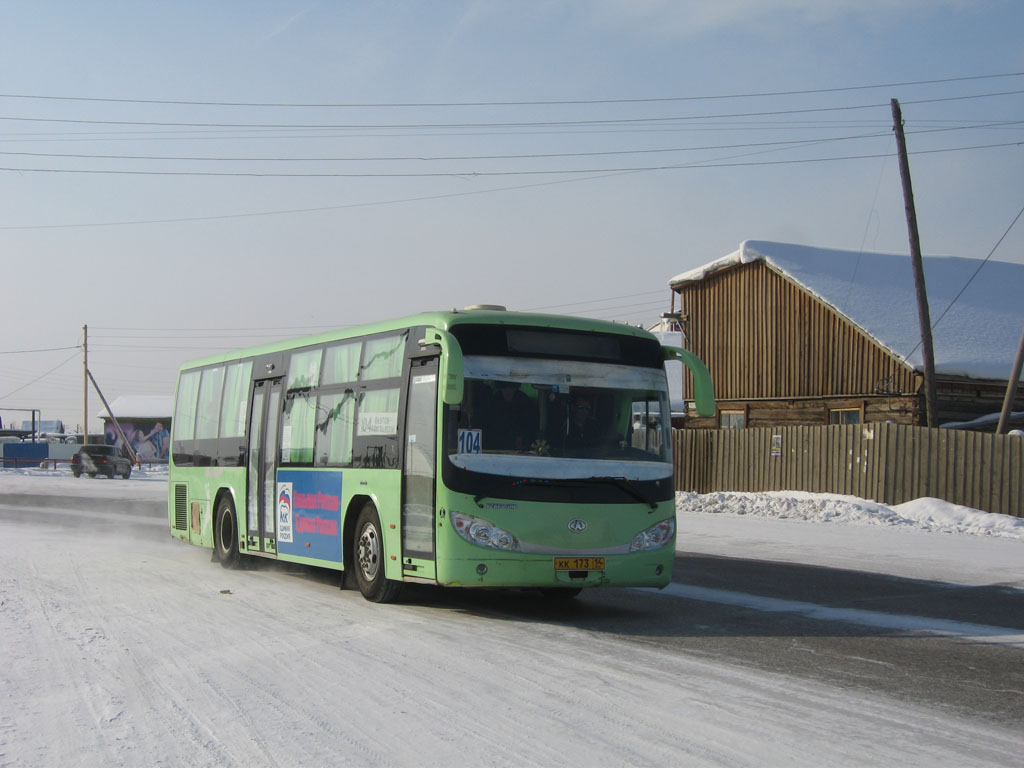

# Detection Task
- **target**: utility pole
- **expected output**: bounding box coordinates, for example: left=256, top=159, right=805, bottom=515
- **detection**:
left=891, top=98, right=939, bottom=428
left=996, top=326, right=1024, bottom=434
left=86, top=368, right=139, bottom=465
left=83, top=324, right=89, bottom=444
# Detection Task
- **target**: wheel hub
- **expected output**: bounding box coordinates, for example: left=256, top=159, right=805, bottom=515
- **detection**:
left=357, top=523, right=381, bottom=580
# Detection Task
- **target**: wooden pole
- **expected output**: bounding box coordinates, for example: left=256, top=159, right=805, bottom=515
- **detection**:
left=83, top=324, right=89, bottom=445
left=891, top=98, right=939, bottom=428
left=86, top=368, right=139, bottom=465
left=996, top=326, right=1024, bottom=434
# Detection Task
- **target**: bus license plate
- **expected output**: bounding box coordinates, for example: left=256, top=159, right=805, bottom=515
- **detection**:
left=554, top=556, right=605, bottom=571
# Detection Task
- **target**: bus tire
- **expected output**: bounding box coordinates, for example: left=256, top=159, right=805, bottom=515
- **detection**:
left=214, top=496, right=242, bottom=570
left=353, top=504, right=401, bottom=603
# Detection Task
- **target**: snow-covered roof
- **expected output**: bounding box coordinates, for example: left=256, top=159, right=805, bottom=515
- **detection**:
left=670, top=240, right=1024, bottom=381
left=96, top=395, right=173, bottom=420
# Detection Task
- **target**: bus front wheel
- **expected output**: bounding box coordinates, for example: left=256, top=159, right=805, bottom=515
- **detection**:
left=214, top=496, right=241, bottom=570
left=353, top=504, right=401, bottom=603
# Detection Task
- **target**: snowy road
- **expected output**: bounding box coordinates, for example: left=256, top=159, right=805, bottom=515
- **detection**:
left=2, top=474, right=1023, bottom=767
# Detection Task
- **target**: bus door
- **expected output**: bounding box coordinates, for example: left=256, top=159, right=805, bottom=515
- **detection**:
left=401, top=357, right=438, bottom=580
left=246, top=377, right=283, bottom=556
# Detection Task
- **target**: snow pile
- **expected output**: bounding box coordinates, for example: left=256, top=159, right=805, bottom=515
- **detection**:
left=678, top=490, right=1024, bottom=541
left=893, top=496, right=1024, bottom=539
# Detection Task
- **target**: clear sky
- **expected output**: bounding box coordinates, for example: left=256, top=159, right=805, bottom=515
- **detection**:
left=2, top=0, right=1022, bottom=433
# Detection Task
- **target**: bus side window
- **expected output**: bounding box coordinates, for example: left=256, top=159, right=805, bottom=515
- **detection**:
left=353, top=388, right=400, bottom=469
left=315, top=391, right=355, bottom=466
left=282, top=391, right=316, bottom=465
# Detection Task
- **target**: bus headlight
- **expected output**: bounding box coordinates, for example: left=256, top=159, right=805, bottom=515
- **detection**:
left=451, top=512, right=521, bottom=552
left=630, top=518, right=675, bottom=552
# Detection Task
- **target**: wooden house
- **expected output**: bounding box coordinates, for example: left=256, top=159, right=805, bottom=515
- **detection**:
left=668, top=241, right=1024, bottom=431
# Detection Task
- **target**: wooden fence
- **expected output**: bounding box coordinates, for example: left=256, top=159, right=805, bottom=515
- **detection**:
left=674, top=423, right=1024, bottom=518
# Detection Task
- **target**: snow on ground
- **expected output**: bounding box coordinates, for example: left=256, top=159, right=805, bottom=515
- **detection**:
left=675, top=490, right=1024, bottom=589
left=3, top=467, right=1024, bottom=766
left=0, top=466, right=168, bottom=499
left=3, top=466, right=1022, bottom=588
left=683, top=489, right=1024, bottom=539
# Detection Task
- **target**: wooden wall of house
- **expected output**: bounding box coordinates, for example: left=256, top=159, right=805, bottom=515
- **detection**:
left=687, top=394, right=922, bottom=430
left=674, top=261, right=919, bottom=403
left=935, top=378, right=1024, bottom=429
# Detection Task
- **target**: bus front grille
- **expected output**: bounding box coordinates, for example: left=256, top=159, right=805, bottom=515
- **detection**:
left=173, top=484, right=188, bottom=531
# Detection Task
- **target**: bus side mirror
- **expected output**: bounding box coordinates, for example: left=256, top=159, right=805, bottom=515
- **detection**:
left=662, top=346, right=716, bottom=418
left=419, top=329, right=464, bottom=405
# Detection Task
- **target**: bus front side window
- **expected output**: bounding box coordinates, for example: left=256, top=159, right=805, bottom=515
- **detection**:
left=173, top=370, right=201, bottom=443
left=195, top=366, right=225, bottom=440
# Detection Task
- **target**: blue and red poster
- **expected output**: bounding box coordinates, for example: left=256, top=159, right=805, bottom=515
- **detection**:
left=276, top=469, right=343, bottom=563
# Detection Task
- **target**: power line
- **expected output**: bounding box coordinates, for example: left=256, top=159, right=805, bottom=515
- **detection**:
left=842, top=134, right=893, bottom=315
left=899, top=201, right=1024, bottom=364
left=1, top=72, right=1020, bottom=108
left=0, top=130, right=893, bottom=163
left=522, top=290, right=665, bottom=312
left=4, top=136, right=1018, bottom=232
left=929, top=202, right=1024, bottom=330
left=0, top=344, right=80, bottom=355
left=90, top=323, right=344, bottom=332
left=86, top=290, right=671, bottom=337
left=5, top=118, right=1019, bottom=146
left=0, top=352, right=80, bottom=401
left=3, top=121, right=1015, bottom=165
left=4, top=90, right=1022, bottom=131
left=2, top=140, right=1017, bottom=178
left=0, top=169, right=675, bottom=231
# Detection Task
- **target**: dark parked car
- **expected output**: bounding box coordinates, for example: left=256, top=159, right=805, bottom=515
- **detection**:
left=70, top=444, right=132, bottom=479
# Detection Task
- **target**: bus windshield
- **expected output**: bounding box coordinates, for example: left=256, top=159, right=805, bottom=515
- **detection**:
left=445, top=355, right=672, bottom=483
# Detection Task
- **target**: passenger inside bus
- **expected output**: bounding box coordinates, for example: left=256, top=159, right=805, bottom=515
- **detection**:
left=486, top=382, right=537, bottom=451
left=454, top=380, right=538, bottom=452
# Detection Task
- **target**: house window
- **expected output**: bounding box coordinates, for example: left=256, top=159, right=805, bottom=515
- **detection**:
left=719, top=410, right=746, bottom=429
left=829, top=408, right=861, bottom=425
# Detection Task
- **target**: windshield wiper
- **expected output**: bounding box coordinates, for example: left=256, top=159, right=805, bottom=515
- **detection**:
left=581, top=476, right=658, bottom=511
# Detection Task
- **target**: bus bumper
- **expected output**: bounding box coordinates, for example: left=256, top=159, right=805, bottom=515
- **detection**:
left=434, top=549, right=674, bottom=590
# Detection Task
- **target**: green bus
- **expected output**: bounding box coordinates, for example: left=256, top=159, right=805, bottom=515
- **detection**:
left=168, top=307, right=714, bottom=602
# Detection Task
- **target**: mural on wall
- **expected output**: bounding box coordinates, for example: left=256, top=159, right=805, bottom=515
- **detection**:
left=104, top=420, right=170, bottom=460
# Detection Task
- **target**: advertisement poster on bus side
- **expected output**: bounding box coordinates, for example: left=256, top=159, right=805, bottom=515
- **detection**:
left=276, top=469, right=343, bottom=564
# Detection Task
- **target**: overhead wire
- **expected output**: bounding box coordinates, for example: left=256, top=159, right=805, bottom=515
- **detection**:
left=842, top=134, right=894, bottom=315
left=1, top=71, right=1020, bottom=107
left=2, top=139, right=1018, bottom=178
left=898, top=201, right=1024, bottom=365
left=3, top=90, right=1023, bottom=133
left=0, top=344, right=81, bottom=355
left=0, top=130, right=895, bottom=163
left=0, top=352, right=80, bottom=401
left=4, top=121, right=1019, bottom=163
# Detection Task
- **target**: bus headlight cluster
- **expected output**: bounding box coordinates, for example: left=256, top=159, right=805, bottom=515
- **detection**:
left=630, top=518, right=676, bottom=552
left=451, top=512, right=522, bottom=551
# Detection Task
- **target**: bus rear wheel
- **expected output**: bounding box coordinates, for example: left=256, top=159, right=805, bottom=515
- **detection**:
left=353, top=504, right=401, bottom=603
left=214, top=496, right=242, bottom=570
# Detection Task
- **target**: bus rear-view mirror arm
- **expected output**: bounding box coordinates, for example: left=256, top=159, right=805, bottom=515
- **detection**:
left=418, top=328, right=465, bottom=405
left=662, top=346, right=716, bottom=418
